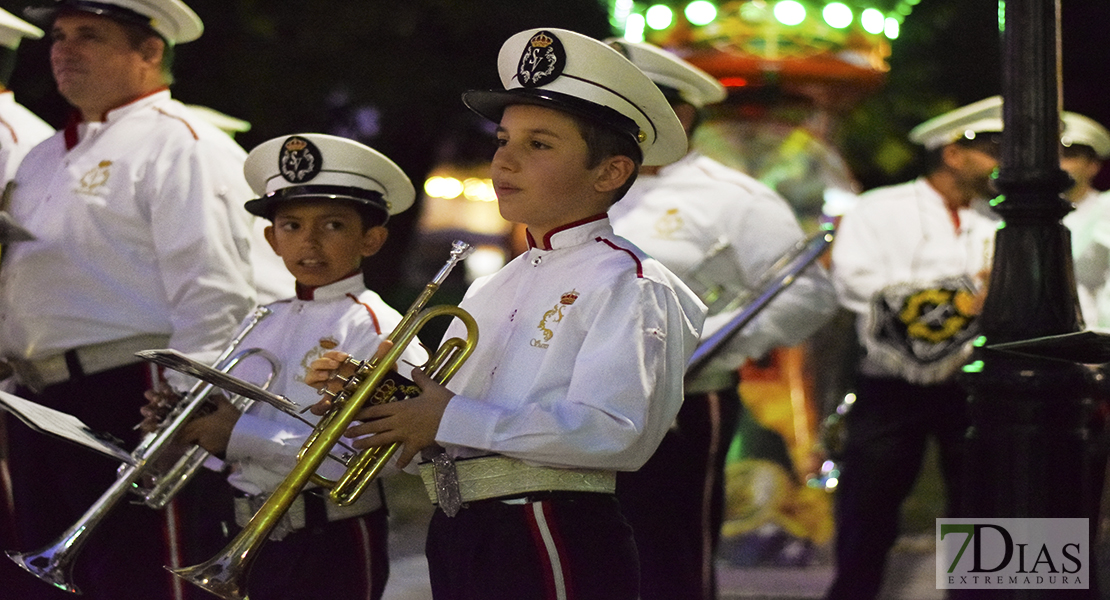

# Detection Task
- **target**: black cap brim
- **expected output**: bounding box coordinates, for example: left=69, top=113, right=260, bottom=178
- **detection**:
left=245, top=184, right=390, bottom=222
left=463, top=88, right=642, bottom=146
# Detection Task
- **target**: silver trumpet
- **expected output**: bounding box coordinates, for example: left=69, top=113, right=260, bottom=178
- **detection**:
left=6, top=306, right=280, bottom=594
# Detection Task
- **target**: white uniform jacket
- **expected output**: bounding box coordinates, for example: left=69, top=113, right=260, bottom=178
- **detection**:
left=224, top=274, right=428, bottom=496
left=610, top=152, right=838, bottom=391
left=831, top=177, right=998, bottom=379
left=1064, top=190, right=1110, bottom=330
left=435, top=216, right=706, bottom=472
left=0, top=90, right=256, bottom=365
left=0, top=91, right=53, bottom=186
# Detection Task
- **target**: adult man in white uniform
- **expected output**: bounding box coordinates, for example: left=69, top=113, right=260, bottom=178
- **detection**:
left=1059, top=111, right=1110, bottom=329
left=0, top=8, right=53, bottom=189
left=826, top=97, right=1002, bottom=600
left=606, top=40, right=837, bottom=600
left=0, top=1, right=255, bottom=597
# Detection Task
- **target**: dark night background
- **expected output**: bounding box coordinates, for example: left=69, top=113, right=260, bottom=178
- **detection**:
left=0, top=0, right=1106, bottom=295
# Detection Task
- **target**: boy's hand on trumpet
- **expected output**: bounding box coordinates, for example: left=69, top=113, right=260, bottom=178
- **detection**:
left=305, top=341, right=455, bottom=468
left=177, top=395, right=240, bottom=458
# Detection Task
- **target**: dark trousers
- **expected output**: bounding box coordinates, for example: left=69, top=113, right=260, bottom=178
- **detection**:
left=616, top=383, right=742, bottom=600
left=426, top=493, right=638, bottom=600
left=824, top=375, right=968, bottom=600
left=6, top=362, right=228, bottom=600
left=240, top=506, right=390, bottom=600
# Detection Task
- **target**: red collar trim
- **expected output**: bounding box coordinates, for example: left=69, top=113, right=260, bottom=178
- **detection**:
left=64, top=87, right=170, bottom=150
left=527, top=214, right=607, bottom=250
left=295, top=270, right=362, bottom=300
left=97, top=86, right=169, bottom=122
left=63, top=110, right=81, bottom=150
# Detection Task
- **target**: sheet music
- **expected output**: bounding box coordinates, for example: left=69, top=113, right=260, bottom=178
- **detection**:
left=0, top=390, right=135, bottom=465
left=988, top=330, right=1110, bottom=365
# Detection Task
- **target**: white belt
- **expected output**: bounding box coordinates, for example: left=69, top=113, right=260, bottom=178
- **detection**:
left=418, top=454, right=616, bottom=506
left=4, top=334, right=171, bottom=392
left=233, top=486, right=384, bottom=541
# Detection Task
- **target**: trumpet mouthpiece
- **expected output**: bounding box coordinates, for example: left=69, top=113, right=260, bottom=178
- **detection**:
left=451, top=239, right=474, bottom=260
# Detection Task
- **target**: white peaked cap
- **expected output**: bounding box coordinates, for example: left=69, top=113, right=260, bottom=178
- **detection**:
left=462, top=28, right=687, bottom=167
left=909, top=96, right=1003, bottom=150
left=1061, top=111, right=1110, bottom=160
left=25, top=0, right=203, bottom=45
left=244, top=134, right=415, bottom=221
left=0, top=8, right=43, bottom=50
left=605, top=38, right=726, bottom=109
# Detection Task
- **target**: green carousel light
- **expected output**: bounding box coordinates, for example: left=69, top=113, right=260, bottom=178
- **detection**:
left=860, top=7, right=886, bottom=34
left=645, top=4, right=674, bottom=30
left=822, top=2, right=853, bottom=29
left=623, top=11, right=646, bottom=41
left=773, top=0, right=806, bottom=26
left=884, top=16, right=900, bottom=39
left=685, top=0, right=718, bottom=26
left=611, top=0, right=635, bottom=27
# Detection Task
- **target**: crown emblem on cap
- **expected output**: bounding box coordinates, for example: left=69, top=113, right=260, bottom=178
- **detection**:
left=517, top=30, right=565, bottom=89
left=560, top=289, right=580, bottom=305
left=279, top=136, right=322, bottom=184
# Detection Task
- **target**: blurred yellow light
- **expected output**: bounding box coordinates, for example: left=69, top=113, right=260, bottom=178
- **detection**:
left=773, top=1, right=806, bottom=26
left=822, top=2, right=853, bottom=28
left=685, top=1, right=717, bottom=26
left=464, top=246, right=507, bottom=282
left=424, top=176, right=463, bottom=199
left=462, top=178, right=497, bottom=202
left=645, top=4, right=674, bottom=30
left=861, top=8, right=885, bottom=34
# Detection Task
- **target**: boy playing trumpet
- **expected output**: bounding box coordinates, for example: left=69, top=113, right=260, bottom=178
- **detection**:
left=310, top=28, right=707, bottom=600
left=142, top=133, right=427, bottom=600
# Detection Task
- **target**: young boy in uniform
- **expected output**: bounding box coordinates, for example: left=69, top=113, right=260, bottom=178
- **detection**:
left=141, top=133, right=427, bottom=600
left=310, top=28, right=707, bottom=600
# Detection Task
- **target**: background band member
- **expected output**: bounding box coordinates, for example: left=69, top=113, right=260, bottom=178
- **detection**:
left=606, top=39, right=838, bottom=600
left=0, top=1, right=255, bottom=596
left=825, top=97, right=1002, bottom=600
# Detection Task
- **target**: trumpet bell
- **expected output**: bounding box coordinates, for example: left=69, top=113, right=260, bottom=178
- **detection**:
left=168, top=558, right=247, bottom=600
left=7, top=545, right=81, bottom=594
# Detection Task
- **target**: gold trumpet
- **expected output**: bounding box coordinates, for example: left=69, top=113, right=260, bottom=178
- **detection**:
left=6, top=306, right=280, bottom=594
left=171, top=240, right=480, bottom=600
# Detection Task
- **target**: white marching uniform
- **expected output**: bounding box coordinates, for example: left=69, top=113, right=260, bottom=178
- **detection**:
left=436, top=216, right=705, bottom=471
left=609, top=150, right=836, bottom=600
left=225, top=274, right=428, bottom=497
left=1064, top=189, right=1110, bottom=331
left=0, top=90, right=52, bottom=186
left=0, top=89, right=255, bottom=367
left=831, top=177, right=997, bottom=380
left=609, top=151, right=837, bottom=391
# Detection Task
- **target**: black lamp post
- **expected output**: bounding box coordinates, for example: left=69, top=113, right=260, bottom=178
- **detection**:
left=959, top=0, right=1096, bottom=597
